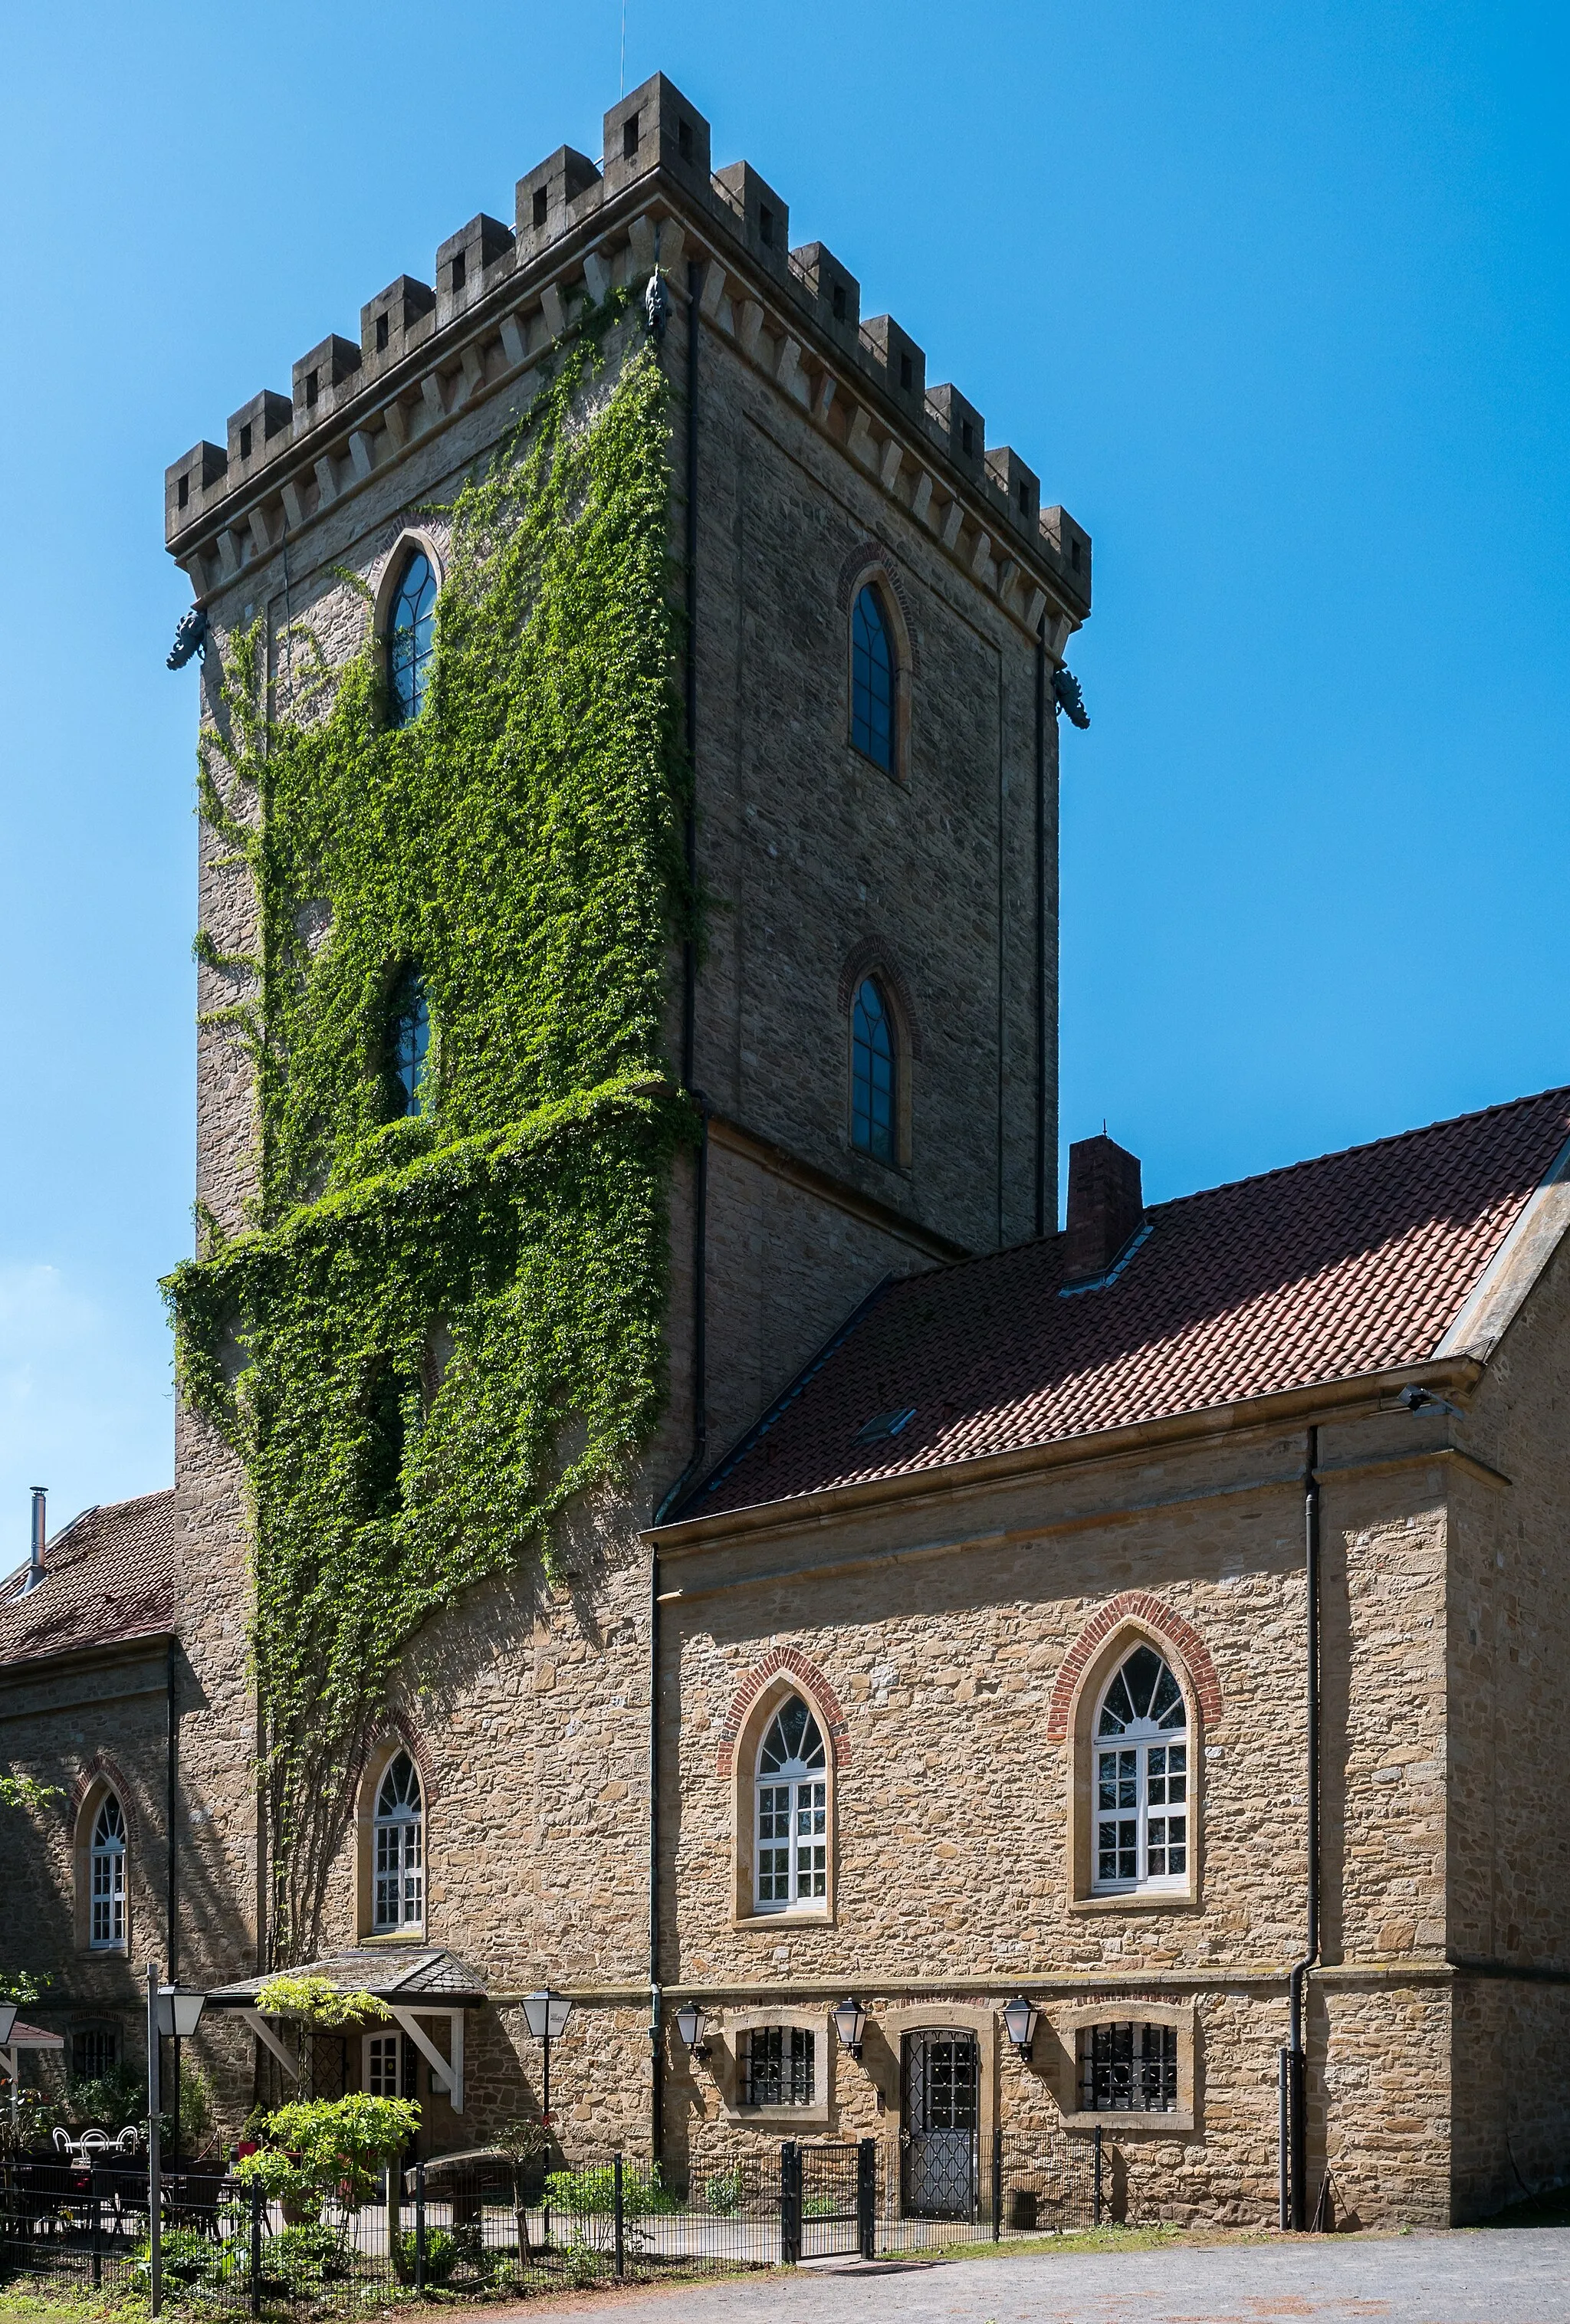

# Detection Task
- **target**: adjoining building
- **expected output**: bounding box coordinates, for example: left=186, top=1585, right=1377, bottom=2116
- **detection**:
left=3, top=74, right=1566, bottom=2232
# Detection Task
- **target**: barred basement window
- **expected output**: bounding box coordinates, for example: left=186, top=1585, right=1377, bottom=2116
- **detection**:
left=1079, top=2022, right=1178, bottom=2112
left=373, top=1751, right=424, bottom=1932
left=90, top=1795, right=126, bottom=1949
left=1092, top=1644, right=1188, bottom=1892
left=754, top=1695, right=827, bottom=1912
left=387, top=548, right=437, bottom=725
left=72, top=2026, right=119, bottom=2080
left=741, top=2025, right=815, bottom=2107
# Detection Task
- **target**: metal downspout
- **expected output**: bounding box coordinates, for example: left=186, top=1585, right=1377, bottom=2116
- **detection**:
left=1282, top=1424, right=1321, bottom=2227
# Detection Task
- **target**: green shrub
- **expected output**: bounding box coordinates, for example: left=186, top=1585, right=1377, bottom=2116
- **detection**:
left=396, top=2225, right=461, bottom=2283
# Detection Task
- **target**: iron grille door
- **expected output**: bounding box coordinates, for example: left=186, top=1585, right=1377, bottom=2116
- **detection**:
left=901, top=2030, right=980, bottom=2219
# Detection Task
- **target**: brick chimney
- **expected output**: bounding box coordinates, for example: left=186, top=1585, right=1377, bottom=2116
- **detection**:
left=1063, top=1134, right=1145, bottom=1285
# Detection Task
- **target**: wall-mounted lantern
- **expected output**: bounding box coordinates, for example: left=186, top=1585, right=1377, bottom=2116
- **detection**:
left=832, top=1997, right=866, bottom=2060
left=1002, top=1995, right=1040, bottom=2060
left=674, top=2003, right=711, bottom=2060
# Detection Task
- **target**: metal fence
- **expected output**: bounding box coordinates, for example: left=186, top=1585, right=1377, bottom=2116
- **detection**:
left=1, top=2131, right=1128, bottom=2307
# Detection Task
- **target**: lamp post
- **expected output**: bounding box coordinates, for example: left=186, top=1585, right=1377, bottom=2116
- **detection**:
left=147, top=1971, right=207, bottom=2317
left=1001, top=1996, right=1040, bottom=2061
left=673, top=2003, right=710, bottom=2061
left=521, top=1990, right=573, bottom=2124
left=832, top=1998, right=866, bottom=2061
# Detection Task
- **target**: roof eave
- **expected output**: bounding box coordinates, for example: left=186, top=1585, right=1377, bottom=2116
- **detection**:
left=647, top=1354, right=1486, bottom=1553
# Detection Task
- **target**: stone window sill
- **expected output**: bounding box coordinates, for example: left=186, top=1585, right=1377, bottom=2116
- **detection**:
left=721, top=2100, right=832, bottom=2130
left=732, top=1908, right=834, bottom=1932
left=1062, top=2110, right=1194, bottom=2136
left=1069, top=1891, right=1200, bottom=1915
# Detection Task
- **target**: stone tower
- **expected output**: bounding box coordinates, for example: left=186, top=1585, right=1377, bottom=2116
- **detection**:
left=160, top=74, right=1090, bottom=2143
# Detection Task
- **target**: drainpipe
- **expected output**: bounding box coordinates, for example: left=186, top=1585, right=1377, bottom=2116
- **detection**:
left=646, top=258, right=709, bottom=2166
left=1281, top=1424, right=1321, bottom=2228
left=1033, top=620, right=1048, bottom=1240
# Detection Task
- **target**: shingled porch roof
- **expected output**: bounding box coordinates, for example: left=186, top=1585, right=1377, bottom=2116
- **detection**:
left=207, top=1950, right=487, bottom=2009
left=672, top=1085, right=1570, bottom=1525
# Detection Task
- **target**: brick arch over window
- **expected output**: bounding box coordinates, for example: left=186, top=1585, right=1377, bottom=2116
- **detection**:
left=70, top=1753, right=139, bottom=1839
left=358, top=1711, right=439, bottom=1812
left=1046, top=1593, right=1222, bottom=1745
left=835, top=541, right=920, bottom=674
left=837, top=940, right=923, bottom=1062
left=716, top=1651, right=851, bottom=1780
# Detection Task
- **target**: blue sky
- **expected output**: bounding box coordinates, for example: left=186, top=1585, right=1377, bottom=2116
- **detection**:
left=2, top=2, right=1567, bottom=1544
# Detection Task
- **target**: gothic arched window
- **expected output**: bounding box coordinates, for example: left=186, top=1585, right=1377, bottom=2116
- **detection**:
left=373, top=1751, right=424, bottom=1932
left=90, top=1794, right=126, bottom=1949
left=1092, top=1645, right=1188, bottom=1892
left=387, top=550, right=437, bottom=726
left=851, top=977, right=896, bottom=1163
left=386, top=971, right=430, bottom=1117
left=755, top=1696, right=828, bottom=1912
left=851, top=583, right=895, bottom=770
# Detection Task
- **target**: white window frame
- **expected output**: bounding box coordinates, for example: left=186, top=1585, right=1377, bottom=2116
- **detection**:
left=754, top=1697, right=828, bottom=1915
left=1090, top=1649, right=1190, bottom=1896
left=89, top=1795, right=126, bottom=1949
left=363, top=2028, right=410, bottom=2097
left=373, top=1752, right=424, bottom=1933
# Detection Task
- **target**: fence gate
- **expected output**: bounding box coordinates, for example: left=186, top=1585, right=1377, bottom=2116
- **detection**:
left=901, top=2029, right=980, bottom=2221
left=780, top=2141, right=872, bottom=2261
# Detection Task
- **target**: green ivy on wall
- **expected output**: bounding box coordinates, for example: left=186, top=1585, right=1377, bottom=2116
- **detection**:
left=164, top=297, right=693, bottom=1958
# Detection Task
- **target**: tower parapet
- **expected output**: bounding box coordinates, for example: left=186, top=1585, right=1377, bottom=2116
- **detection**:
left=164, top=74, right=1090, bottom=647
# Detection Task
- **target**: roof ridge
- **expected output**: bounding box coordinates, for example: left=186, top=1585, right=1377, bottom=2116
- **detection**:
left=1147, top=1082, right=1570, bottom=1217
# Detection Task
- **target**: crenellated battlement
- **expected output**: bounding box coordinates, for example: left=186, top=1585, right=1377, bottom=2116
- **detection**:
left=164, top=73, right=1090, bottom=637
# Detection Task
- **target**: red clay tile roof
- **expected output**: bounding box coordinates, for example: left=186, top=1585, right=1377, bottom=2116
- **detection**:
left=679, top=1086, right=1570, bottom=1522
left=0, top=1489, right=177, bottom=1669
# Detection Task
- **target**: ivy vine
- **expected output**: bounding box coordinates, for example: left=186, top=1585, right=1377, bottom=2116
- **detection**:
left=164, top=296, right=694, bottom=1959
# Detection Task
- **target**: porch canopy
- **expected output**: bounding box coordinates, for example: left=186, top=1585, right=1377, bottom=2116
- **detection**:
left=2, top=2020, right=65, bottom=2123
left=207, top=1948, right=485, bottom=2113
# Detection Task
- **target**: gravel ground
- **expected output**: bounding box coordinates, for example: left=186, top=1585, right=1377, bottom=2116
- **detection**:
left=460, top=2227, right=1570, bottom=2324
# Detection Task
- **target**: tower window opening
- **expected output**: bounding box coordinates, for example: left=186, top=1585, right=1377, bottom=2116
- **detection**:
left=386, top=970, right=431, bottom=1118
left=900, top=353, right=912, bottom=391
left=387, top=548, right=437, bottom=725
left=376, top=312, right=389, bottom=352
left=239, top=423, right=253, bottom=460
left=623, top=113, right=640, bottom=159
left=851, top=583, right=895, bottom=772
left=961, top=419, right=974, bottom=456
left=1018, top=480, right=1028, bottom=510
left=852, top=977, right=896, bottom=1164
left=451, top=251, right=466, bottom=292
left=759, top=204, right=775, bottom=248
left=177, top=474, right=189, bottom=509
left=678, top=119, right=693, bottom=161
left=533, top=186, right=548, bottom=228
left=832, top=284, right=846, bottom=322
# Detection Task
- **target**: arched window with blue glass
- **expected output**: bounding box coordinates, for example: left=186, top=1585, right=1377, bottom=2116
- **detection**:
left=386, top=547, right=437, bottom=726
left=851, top=975, right=896, bottom=1163
left=850, top=582, right=896, bottom=771
left=386, top=969, right=431, bottom=1117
